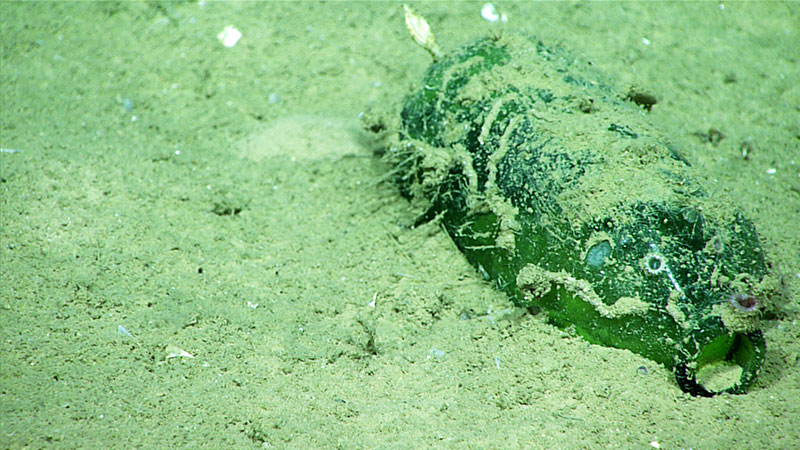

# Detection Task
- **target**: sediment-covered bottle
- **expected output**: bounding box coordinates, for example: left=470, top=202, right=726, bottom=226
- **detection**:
left=370, top=32, right=774, bottom=396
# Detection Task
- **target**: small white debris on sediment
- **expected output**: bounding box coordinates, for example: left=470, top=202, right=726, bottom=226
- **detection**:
left=481, top=3, right=508, bottom=23
left=217, top=25, right=242, bottom=48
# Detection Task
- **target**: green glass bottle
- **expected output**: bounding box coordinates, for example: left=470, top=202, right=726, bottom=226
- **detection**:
left=374, top=33, right=775, bottom=396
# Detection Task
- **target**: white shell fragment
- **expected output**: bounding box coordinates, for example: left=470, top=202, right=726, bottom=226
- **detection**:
left=165, top=344, right=195, bottom=359
left=117, top=325, right=134, bottom=338
left=217, top=25, right=242, bottom=48
left=481, top=3, right=508, bottom=23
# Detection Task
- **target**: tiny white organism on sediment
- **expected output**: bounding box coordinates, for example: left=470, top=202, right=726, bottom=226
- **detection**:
left=403, top=4, right=443, bottom=60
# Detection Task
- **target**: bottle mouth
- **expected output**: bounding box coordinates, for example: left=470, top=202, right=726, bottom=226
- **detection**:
left=728, top=292, right=760, bottom=313
left=675, top=331, right=765, bottom=396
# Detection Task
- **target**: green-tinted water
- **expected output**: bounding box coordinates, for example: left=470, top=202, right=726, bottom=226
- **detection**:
left=2, top=2, right=798, bottom=448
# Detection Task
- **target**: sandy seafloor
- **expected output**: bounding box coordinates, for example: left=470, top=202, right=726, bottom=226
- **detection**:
left=1, top=1, right=799, bottom=448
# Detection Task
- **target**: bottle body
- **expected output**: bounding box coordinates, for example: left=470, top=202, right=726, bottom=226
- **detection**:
left=384, top=34, right=771, bottom=395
